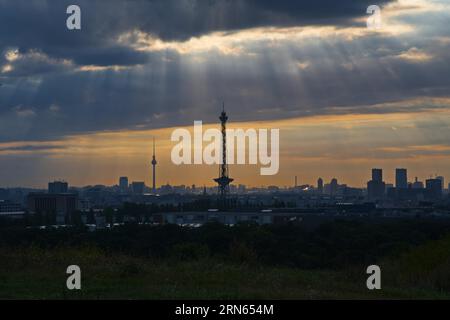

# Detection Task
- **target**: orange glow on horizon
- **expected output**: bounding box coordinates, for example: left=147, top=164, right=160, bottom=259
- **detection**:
left=1, top=104, right=450, bottom=189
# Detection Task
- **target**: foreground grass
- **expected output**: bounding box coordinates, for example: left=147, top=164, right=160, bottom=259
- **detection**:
left=1, top=237, right=450, bottom=300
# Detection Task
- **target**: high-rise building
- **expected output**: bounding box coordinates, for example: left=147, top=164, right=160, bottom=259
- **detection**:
left=426, top=179, right=442, bottom=200
left=119, top=177, right=129, bottom=192
left=330, top=178, right=338, bottom=196
left=368, top=168, right=385, bottom=201
left=48, top=181, right=68, bottom=194
left=317, top=178, right=323, bottom=194
left=395, top=168, right=408, bottom=189
left=372, top=169, right=383, bottom=182
left=131, top=182, right=145, bottom=195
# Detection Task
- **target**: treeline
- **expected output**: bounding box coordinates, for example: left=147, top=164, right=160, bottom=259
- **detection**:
left=1, top=219, right=450, bottom=269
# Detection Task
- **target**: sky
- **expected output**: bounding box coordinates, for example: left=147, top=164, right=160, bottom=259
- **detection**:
left=0, top=0, right=450, bottom=188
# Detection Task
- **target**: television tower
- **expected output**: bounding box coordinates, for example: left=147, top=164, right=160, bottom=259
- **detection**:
left=151, top=137, right=157, bottom=194
left=214, top=103, right=234, bottom=207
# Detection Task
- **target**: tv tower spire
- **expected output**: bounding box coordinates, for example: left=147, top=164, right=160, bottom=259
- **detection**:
left=214, top=103, right=234, bottom=208
left=151, top=137, right=157, bottom=194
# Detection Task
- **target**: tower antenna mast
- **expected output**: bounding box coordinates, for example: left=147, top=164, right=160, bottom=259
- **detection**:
left=214, top=103, right=234, bottom=209
left=151, top=137, right=157, bottom=194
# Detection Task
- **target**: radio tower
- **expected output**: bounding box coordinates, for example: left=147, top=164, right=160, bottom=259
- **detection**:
left=151, top=137, right=157, bottom=194
left=214, top=103, right=234, bottom=208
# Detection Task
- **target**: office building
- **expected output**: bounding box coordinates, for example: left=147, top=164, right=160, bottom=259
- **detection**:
left=48, top=181, right=68, bottom=194
left=0, top=200, right=22, bottom=213
left=367, top=168, right=385, bottom=201
left=27, top=193, right=78, bottom=224
left=395, top=168, right=408, bottom=189
left=426, top=179, right=443, bottom=200
left=131, top=182, right=145, bottom=194
left=119, top=177, right=129, bottom=192
left=330, top=178, right=338, bottom=196
left=372, top=169, right=383, bottom=182
left=317, top=178, right=323, bottom=194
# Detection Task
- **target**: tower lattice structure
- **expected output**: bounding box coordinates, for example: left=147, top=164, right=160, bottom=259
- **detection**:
left=214, top=104, right=234, bottom=207
left=151, top=138, right=157, bottom=194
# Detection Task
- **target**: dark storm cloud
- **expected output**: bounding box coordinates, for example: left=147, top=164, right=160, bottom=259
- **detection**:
left=0, top=0, right=393, bottom=66
left=1, top=0, right=449, bottom=145
left=2, top=38, right=450, bottom=144
left=0, top=50, right=72, bottom=77
left=130, top=0, right=394, bottom=41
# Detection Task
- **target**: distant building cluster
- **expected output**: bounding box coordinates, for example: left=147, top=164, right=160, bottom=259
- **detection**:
left=366, top=168, right=445, bottom=204
left=0, top=111, right=449, bottom=227
left=0, top=167, right=449, bottom=227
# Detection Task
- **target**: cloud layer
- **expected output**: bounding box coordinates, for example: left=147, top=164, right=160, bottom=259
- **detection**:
left=0, top=0, right=449, bottom=187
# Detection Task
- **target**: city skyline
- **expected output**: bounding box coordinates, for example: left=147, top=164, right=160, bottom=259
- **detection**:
left=1, top=111, right=450, bottom=189
left=1, top=0, right=450, bottom=188
left=2, top=158, right=448, bottom=191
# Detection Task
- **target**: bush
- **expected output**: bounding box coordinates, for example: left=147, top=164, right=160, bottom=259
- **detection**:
left=229, top=241, right=258, bottom=265
left=169, top=243, right=210, bottom=261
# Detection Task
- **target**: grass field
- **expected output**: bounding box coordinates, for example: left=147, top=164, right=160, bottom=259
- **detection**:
left=1, top=234, right=450, bottom=299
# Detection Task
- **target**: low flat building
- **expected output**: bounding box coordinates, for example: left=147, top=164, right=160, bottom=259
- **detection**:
left=27, top=193, right=78, bottom=225
left=0, top=200, right=22, bottom=213
left=0, top=200, right=25, bottom=220
left=157, top=211, right=305, bottom=226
